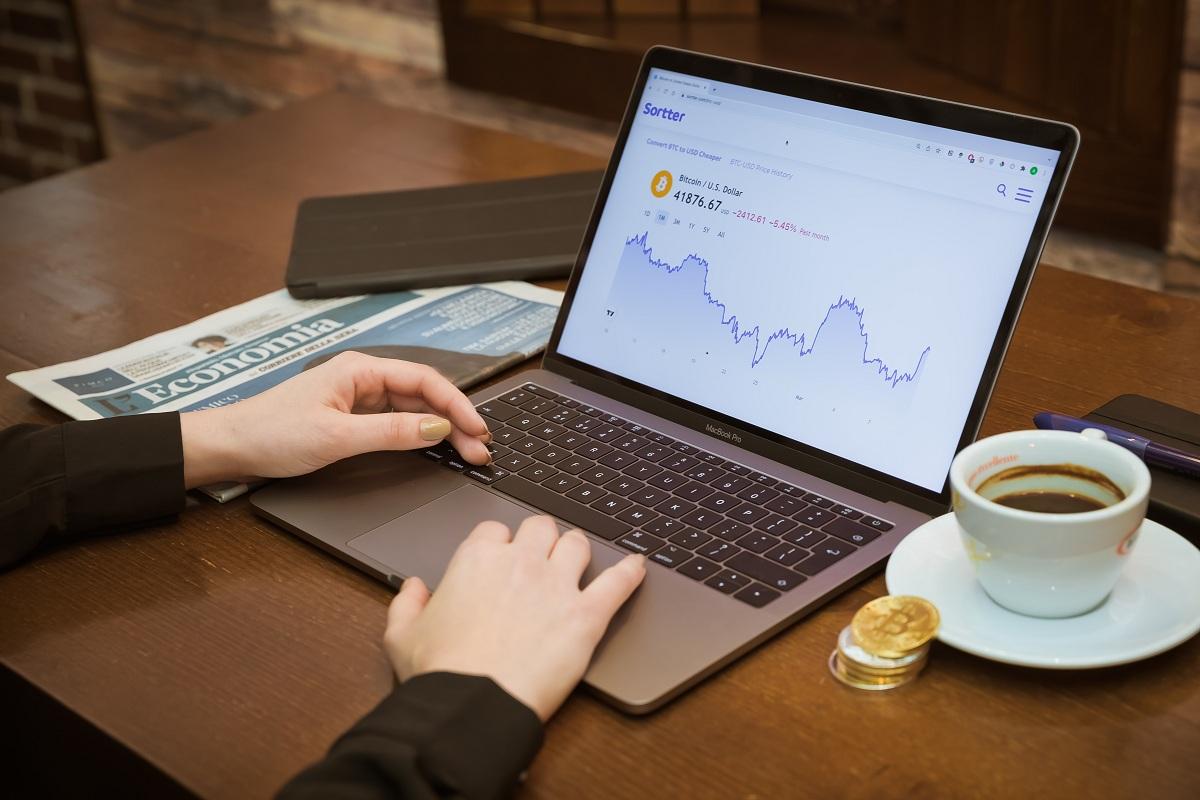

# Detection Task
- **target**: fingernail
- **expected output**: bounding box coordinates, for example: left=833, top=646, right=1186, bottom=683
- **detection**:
left=482, top=432, right=493, bottom=444
left=419, top=417, right=452, bottom=441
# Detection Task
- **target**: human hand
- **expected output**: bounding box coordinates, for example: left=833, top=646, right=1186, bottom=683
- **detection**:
left=179, top=351, right=491, bottom=487
left=383, top=516, right=647, bottom=721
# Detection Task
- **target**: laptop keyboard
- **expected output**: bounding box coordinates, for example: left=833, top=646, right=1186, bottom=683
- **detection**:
left=423, top=382, right=894, bottom=608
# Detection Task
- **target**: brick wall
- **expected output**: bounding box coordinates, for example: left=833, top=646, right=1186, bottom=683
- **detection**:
left=0, top=0, right=102, bottom=189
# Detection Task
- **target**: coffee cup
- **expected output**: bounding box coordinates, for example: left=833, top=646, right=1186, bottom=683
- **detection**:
left=949, top=428, right=1151, bottom=618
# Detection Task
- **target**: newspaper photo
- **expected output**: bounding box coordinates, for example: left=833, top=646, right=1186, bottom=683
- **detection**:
left=8, top=280, right=563, bottom=500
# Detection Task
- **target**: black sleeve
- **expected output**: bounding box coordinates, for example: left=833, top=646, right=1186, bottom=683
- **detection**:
left=278, top=672, right=544, bottom=800
left=0, top=413, right=185, bottom=570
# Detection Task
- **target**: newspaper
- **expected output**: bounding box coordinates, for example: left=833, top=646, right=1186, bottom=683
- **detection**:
left=8, top=281, right=563, bottom=501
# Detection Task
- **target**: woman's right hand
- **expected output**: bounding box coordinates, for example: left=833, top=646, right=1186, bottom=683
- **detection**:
left=382, top=515, right=647, bottom=721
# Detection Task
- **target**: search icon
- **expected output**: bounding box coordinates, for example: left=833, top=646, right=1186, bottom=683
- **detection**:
left=996, top=183, right=1007, bottom=197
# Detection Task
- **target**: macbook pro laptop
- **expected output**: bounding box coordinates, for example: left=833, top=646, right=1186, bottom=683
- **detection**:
left=251, top=47, right=1079, bottom=713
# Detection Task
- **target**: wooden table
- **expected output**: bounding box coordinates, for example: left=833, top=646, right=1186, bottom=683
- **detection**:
left=1, top=93, right=1198, bottom=799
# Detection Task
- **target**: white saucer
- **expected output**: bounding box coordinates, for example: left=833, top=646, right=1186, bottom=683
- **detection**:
left=885, top=513, right=1200, bottom=669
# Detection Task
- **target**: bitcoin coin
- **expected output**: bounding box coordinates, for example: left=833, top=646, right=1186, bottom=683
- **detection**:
left=851, top=595, right=940, bottom=658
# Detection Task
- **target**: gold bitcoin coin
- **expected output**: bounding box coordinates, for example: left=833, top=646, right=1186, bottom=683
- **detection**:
left=850, top=595, right=940, bottom=658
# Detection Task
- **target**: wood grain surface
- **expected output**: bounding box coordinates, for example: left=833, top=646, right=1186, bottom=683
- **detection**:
left=0, top=93, right=1197, bottom=799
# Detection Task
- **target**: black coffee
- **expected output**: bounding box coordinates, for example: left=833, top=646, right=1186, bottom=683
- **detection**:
left=992, top=491, right=1108, bottom=514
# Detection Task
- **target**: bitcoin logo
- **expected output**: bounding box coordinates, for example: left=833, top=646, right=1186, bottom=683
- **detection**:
left=650, top=170, right=673, bottom=198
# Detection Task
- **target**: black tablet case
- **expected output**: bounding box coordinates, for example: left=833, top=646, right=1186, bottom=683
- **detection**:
left=286, top=170, right=603, bottom=298
left=1084, top=395, right=1200, bottom=539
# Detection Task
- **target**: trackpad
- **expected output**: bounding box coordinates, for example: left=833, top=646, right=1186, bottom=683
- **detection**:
left=347, top=484, right=623, bottom=590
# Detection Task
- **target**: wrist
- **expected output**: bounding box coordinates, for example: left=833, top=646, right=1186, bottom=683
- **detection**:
left=180, top=407, right=249, bottom=488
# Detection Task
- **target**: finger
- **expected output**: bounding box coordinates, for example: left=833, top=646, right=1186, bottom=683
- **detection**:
left=581, top=554, right=647, bottom=622
left=358, top=357, right=489, bottom=439
left=336, top=410, right=456, bottom=456
left=465, top=519, right=513, bottom=546
left=512, top=514, right=560, bottom=559
left=548, top=528, right=592, bottom=581
left=449, top=427, right=491, bottom=465
left=386, top=576, right=430, bottom=634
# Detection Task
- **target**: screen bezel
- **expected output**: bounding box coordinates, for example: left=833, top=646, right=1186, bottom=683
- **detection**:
left=542, top=46, right=1080, bottom=514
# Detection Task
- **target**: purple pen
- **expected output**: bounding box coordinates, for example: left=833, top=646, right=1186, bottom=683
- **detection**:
left=1034, top=411, right=1200, bottom=480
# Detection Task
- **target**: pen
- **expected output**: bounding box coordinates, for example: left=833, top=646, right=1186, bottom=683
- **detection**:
left=1033, top=411, right=1200, bottom=479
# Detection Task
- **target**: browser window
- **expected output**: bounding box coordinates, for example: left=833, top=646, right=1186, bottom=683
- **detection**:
left=557, top=68, right=1061, bottom=492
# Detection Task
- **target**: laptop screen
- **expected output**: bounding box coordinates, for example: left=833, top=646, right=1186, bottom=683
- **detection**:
left=556, top=66, right=1063, bottom=493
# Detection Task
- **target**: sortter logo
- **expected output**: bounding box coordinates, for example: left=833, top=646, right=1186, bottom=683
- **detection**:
left=650, top=170, right=673, bottom=198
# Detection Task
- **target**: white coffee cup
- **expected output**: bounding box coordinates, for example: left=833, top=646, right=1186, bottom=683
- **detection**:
left=949, top=429, right=1151, bottom=618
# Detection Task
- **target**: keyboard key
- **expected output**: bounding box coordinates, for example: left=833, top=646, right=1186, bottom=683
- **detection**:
left=589, top=425, right=624, bottom=442
left=494, top=476, right=630, bottom=541
left=698, top=452, right=726, bottom=466
left=680, top=508, right=721, bottom=529
left=535, top=446, right=570, bottom=465
left=765, top=495, right=806, bottom=516
left=796, top=507, right=835, bottom=528
left=500, top=390, right=533, bottom=406
left=726, top=552, right=806, bottom=592
left=684, top=464, right=724, bottom=483
left=647, top=471, right=686, bottom=490
left=477, top=400, right=520, bottom=421
left=423, top=442, right=454, bottom=462
left=624, top=424, right=650, bottom=435
left=577, top=442, right=614, bottom=461
left=591, top=494, right=632, bottom=515
left=832, top=505, right=863, bottom=520
left=614, top=434, right=649, bottom=451
left=569, top=416, right=601, bottom=432
left=599, top=451, right=637, bottom=470
left=491, top=427, right=525, bottom=446
left=552, top=431, right=587, bottom=449
left=544, top=474, right=581, bottom=493
left=661, top=454, right=698, bottom=473
left=825, top=516, right=882, bottom=545
left=712, top=475, right=752, bottom=494
left=782, top=527, right=825, bottom=548
left=725, top=464, right=750, bottom=476
left=747, top=472, right=777, bottom=487
left=755, top=515, right=797, bottom=536
left=522, top=383, right=557, bottom=398
left=648, top=432, right=676, bottom=445
left=510, top=415, right=539, bottom=431
left=802, top=492, right=834, bottom=508
left=669, top=529, right=713, bottom=549
left=631, top=487, right=669, bottom=506
left=672, top=442, right=698, bottom=455
left=737, top=485, right=779, bottom=504
left=635, top=445, right=672, bottom=462
left=616, top=531, right=665, bottom=555
left=709, top=520, right=750, bottom=542
left=520, top=398, right=556, bottom=415
left=519, top=464, right=558, bottom=483
left=616, top=505, right=656, bottom=526
left=644, top=517, right=686, bottom=537
left=764, top=543, right=806, bottom=566
left=678, top=558, right=719, bottom=581
left=861, top=515, right=894, bottom=532
left=675, top=481, right=715, bottom=502
left=651, top=545, right=693, bottom=569
left=698, top=491, right=738, bottom=512
left=566, top=484, right=604, bottom=504
left=547, top=407, right=579, bottom=424
left=604, top=476, right=642, bottom=496
left=729, top=503, right=770, bottom=524
left=734, top=584, right=780, bottom=608
left=653, top=498, right=695, bottom=518
left=513, top=438, right=547, bottom=456
left=464, top=464, right=510, bottom=484
left=557, top=457, right=593, bottom=475
left=558, top=398, right=580, bottom=408
left=594, top=413, right=620, bottom=426
left=580, top=466, right=619, bottom=485
left=705, top=571, right=748, bottom=594
left=777, top=483, right=805, bottom=496
left=794, top=541, right=856, bottom=576
left=624, top=461, right=662, bottom=480
left=531, top=422, right=566, bottom=440
left=736, top=532, right=776, bottom=553
left=444, top=452, right=469, bottom=471
left=699, top=541, right=741, bottom=562
left=577, top=404, right=603, bottom=417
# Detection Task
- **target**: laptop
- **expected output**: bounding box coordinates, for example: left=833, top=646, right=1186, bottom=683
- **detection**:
left=251, top=47, right=1079, bottom=714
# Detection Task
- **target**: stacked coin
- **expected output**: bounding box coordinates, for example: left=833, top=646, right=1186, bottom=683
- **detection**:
left=829, top=595, right=940, bottom=691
